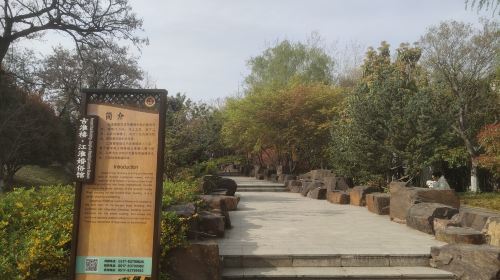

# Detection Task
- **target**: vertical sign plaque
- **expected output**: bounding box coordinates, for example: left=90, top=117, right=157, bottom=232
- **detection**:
left=70, top=89, right=167, bottom=280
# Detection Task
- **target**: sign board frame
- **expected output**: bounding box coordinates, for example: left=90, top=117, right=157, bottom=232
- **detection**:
left=70, top=89, right=167, bottom=280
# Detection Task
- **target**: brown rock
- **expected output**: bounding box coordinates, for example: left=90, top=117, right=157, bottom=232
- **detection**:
left=430, top=244, right=500, bottom=280
left=301, top=181, right=323, bottom=197
left=350, top=186, right=382, bottom=206
left=289, top=184, right=302, bottom=193
left=201, top=176, right=237, bottom=196
left=307, top=187, right=327, bottom=200
left=310, top=169, right=335, bottom=180
left=326, top=191, right=350, bottom=204
left=298, top=171, right=312, bottom=180
left=337, top=177, right=354, bottom=190
left=485, top=216, right=500, bottom=247
left=458, top=207, right=500, bottom=232
left=286, top=180, right=302, bottom=191
left=406, top=203, right=459, bottom=234
left=165, top=203, right=196, bottom=218
left=436, top=226, right=486, bottom=245
left=324, top=176, right=353, bottom=193
left=433, top=216, right=460, bottom=233
left=389, top=182, right=460, bottom=223
left=366, top=193, right=391, bottom=215
left=323, top=176, right=336, bottom=192
left=199, top=211, right=225, bottom=237
left=199, top=195, right=240, bottom=211
left=165, top=242, right=221, bottom=280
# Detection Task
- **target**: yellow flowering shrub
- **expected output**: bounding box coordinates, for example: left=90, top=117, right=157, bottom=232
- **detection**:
left=0, top=186, right=74, bottom=280
left=0, top=180, right=200, bottom=279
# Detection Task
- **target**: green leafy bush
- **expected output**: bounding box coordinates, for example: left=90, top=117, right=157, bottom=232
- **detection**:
left=190, top=155, right=246, bottom=178
left=0, top=180, right=201, bottom=279
left=162, top=180, right=200, bottom=208
left=0, top=186, right=74, bottom=280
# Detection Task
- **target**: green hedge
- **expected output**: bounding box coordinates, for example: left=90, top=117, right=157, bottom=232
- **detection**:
left=0, top=180, right=200, bottom=279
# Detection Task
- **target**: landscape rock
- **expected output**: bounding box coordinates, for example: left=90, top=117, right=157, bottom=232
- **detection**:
left=389, top=182, right=460, bottom=223
left=201, top=175, right=238, bottom=196
left=288, top=183, right=303, bottom=193
left=433, top=216, right=460, bottom=233
left=323, top=176, right=336, bottom=192
left=199, top=211, right=225, bottom=237
left=430, top=244, right=500, bottom=280
left=211, top=208, right=231, bottom=229
left=165, top=203, right=196, bottom=218
left=366, top=193, right=391, bottom=215
left=349, top=186, right=382, bottom=206
left=301, top=181, right=323, bottom=196
left=285, top=180, right=302, bottom=189
left=484, top=216, right=500, bottom=247
left=326, top=191, right=350, bottom=204
left=307, top=187, right=327, bottom=200
left=164, top=242, right=221, bottom=280
left=310, top=169, right=335, bottom=180
left=435, top=226, right=486, bottom=245
left=323, top=176, right=353, bottom=193
left=406, top=203, right=459, bottom=234
left=199, top=195, right=240, bottom=211
left=458, top=207, right=500, bottom=232
left=298, top=171, right=312, bottom=180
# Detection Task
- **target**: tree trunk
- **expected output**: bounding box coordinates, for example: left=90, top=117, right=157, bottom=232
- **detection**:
left=470, top=159, right=479, bottom=192
left=0, top=39, right=10, bottom=70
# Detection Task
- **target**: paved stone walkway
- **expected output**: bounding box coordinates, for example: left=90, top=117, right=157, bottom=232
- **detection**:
left=219, top=176, right=446, bottom=257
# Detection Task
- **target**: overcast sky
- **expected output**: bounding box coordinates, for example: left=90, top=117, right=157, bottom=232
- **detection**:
left=21, top=0, right=493, bottom=102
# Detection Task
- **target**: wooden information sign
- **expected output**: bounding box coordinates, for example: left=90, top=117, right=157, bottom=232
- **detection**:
left=70, top=89, right=167, bottom=280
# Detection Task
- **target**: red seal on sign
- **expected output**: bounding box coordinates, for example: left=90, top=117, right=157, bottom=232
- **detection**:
left=145, top=96, right=156, bottom=107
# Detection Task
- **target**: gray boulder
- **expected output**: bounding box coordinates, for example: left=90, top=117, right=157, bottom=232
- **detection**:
left=199, top=211, right=225, bottom=237
left=199, top=195, right=240, bottom=211
left=165, top=203, right=196, bottom=218
left=435, top=226, right=486, bottom=245
left=349, top=186, right=382, bottom=206
left=326, top=191, right=350, bottom=204
left=307, top=187, right=327, bottom=200
left=430, top=244, right=500, bottom=280
left=301, top=181, right=323, bottom=197
left=406, top=203, right=459, bottom=234
left=164, top=242, right=221, bottom=280
left=366, top=193, right=391, bottom=215
left=458, top=207, right=500, bottom=231
left=389, top=182, right=460, bottom=223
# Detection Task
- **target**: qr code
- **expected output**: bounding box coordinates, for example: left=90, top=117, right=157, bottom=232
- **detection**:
left=85, top=258, right=98, bottom=272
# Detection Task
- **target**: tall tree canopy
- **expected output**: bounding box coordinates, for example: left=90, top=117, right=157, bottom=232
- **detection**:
left=420, top=20, right=499, bottom=191
left=222, top=37, right=341, bottom=172
left=245, top=36, right=334, bottom=93
left=330, top=42, right=450, bottom=184
left=41, top=43, right=143, bottom=121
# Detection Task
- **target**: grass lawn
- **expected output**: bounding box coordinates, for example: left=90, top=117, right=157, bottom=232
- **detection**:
left=458, top=192, right=500, bottom=212
left=13, top=165, right=73, bottom=187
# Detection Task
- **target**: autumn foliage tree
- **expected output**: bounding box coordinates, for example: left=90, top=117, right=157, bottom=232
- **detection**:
left=222, top=37, right=342, bottom=173
left=477, top=123, right=500, bottom=178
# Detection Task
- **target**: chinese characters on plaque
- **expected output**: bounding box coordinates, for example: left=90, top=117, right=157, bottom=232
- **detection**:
left=75, top=116, right=98, bottom=183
